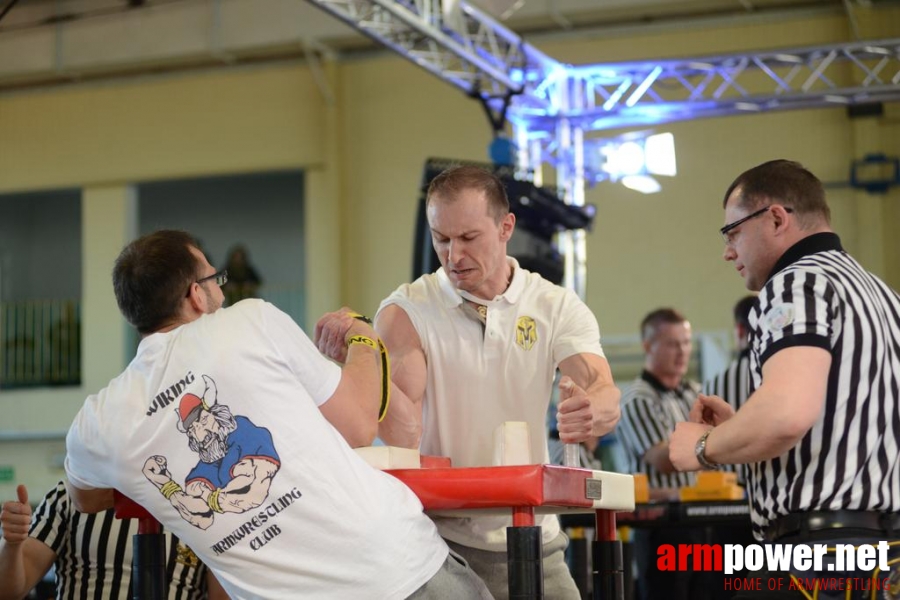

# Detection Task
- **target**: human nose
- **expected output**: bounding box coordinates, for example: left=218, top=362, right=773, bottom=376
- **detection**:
left=723, top=244, right=736, bottom=261
left=448, top=240, right=463, bottom=264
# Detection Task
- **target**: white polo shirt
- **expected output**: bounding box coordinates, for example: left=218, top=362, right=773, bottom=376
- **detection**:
left=379, top=258, right=605, bottom=551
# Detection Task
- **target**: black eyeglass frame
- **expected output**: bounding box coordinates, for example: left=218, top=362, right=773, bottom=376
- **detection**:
left=186, top=270, right=228, bottom=297
left=720, top=205, right=793, bottom=243
left=197, top=269, right=228, bottom=287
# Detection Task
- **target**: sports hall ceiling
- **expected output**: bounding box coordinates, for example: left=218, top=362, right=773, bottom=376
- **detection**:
left=0, top=0, right=890, bottom=91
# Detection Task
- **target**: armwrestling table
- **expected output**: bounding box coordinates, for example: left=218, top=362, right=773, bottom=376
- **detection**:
left=385, top=464, right=635, bottom=600
left=115, top=464, right=634, bottom=600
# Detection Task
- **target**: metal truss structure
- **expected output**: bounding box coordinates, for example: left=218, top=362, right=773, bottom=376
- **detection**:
left=305, top=0, right=900, bottom=294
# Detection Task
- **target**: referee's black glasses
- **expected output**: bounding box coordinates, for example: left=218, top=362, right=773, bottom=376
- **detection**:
left=720, top=206, right=793, bottom=245
left=186, top=270, right=228, bottom=297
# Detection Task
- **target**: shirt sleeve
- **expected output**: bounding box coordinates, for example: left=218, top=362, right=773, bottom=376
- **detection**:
left=755, top=268, right=836, bottom=367
left=260, top=302, right=342, bottom=407
left=28, top=481, right=69, bottom=554
left=552, top=289, right=605, bottom=364
left=65, top=397, right=113, bottom=491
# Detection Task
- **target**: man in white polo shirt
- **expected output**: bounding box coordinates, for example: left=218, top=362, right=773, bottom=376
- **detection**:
left=374, top=165, right=621, bottom=599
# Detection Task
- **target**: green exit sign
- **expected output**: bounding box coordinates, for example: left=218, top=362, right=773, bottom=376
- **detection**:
left=0, top=466, right=15, bottom=482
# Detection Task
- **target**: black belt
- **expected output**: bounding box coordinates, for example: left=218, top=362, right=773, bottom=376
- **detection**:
left=765, top=510, right=900, bottom=542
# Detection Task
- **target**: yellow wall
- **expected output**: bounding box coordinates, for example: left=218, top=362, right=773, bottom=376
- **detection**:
left=0, top=7, right=898, bottom=497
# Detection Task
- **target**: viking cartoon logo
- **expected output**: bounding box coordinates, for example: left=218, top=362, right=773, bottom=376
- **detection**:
left=142, top=375, right=280, bottom=530
left=515, top=316, right=537, bottom=351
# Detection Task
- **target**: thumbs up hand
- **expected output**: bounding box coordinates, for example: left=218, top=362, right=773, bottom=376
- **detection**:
left=1, top=484, right=33, bottom=545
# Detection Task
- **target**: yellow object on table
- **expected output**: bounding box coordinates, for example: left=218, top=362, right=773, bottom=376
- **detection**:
left=633, top=473, right=650, bottom=504
left=679, top=471, right=744, bottom=501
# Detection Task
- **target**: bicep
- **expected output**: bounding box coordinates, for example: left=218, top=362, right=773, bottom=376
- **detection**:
left=759, top=345, right=831, bottom=429
left=376, top=305, right=427, bottom=407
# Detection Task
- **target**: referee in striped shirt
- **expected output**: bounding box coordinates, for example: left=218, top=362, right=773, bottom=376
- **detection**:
left=0, top=481, right=224, bottom=600
left=670, top=159, right=900, bottom=599
left=618, top=308, right=713, bottom=600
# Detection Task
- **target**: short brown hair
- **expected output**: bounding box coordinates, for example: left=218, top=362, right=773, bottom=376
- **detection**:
left=723, top=159, right=830, bottom=227
left=733, top=295, right=757, bottom=331
left=426, top=165, right=510, bottom=222
left=640, top=308, right=688, bottom=342
left=113, top=230, right=203, bottom=334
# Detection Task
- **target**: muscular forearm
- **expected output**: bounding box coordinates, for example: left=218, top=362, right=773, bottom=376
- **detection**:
left=0, top=538, right=52, bottom=600
left=0, top=541, right=28, bottom=600
left=704, top=384, right=816, bottom=465
left=334, top=343, right=382, bottom=447
left=377, top=382, right=422, bottom=448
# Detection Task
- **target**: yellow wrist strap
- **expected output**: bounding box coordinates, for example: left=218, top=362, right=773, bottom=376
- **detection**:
left=347, top=335, right=378, bottom=350
left=160, top=480, right=181, bottom=499
left=348, top=317, right=391, bottom=423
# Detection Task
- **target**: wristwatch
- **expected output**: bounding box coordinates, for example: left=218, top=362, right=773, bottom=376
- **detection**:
left=694, top=428, right=719, bottom=470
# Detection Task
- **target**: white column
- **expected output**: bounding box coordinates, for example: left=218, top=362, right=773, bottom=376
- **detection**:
left=81, top=184, right=137, bottom=391
left=304, top=57, right=342, bottom=327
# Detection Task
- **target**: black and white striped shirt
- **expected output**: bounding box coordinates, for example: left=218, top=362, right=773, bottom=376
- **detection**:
left=618, top=370, right=698, bottom=490
left=703, top=349, right=752, bottom=482
left=746, top=233, right=900, bottom=539
left=29, top=481, right=207, bottom=600
left=703, top=348, right=752, bottom=413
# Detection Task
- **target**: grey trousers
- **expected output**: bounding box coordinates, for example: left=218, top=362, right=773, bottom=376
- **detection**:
left=446, top=532, right=581, bottom=600
left=408, top=549, right=496, bottom=599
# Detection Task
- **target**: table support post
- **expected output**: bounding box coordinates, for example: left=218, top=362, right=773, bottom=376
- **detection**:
left=132, top=525, right=167, bottom=600
left=508, top=506, right=542, bottom=599
left=593, top=510, right=624, bottom=600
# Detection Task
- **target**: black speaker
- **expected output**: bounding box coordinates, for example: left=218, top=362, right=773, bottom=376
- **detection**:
left=847, top=103, right=884, bottom=119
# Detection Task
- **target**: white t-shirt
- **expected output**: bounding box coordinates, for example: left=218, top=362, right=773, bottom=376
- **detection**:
left=378, top=259, right=605, bottom=551
left=66, top=300, right=447, bottom=600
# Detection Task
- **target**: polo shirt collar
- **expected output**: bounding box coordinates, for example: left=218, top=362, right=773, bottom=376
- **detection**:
left=437, top=257, right=523, bottom=308
left=640, top=369, right=690, bottom=395
left=767, top=232, right=842, bottom=283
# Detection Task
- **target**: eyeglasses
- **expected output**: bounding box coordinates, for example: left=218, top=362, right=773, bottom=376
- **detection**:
left=186, top=270, right=228, bottom=299
left=720, top=206, right=792, bottom=245
left=197, top=269, right=228, bottom=287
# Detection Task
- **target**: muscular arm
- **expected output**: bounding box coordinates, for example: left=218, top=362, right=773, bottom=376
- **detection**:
left=216, top=458, right=278, bottom=513
left=704, top=346, right=829, bottom=464
left=0, top=486, right=56, bottom=600
left=374, top=305, right=427, bottom=448
left=315, top=309, right=384, bottom=447
left=0, top=538, right=55, bottom=600
left=557, top=353, right=621, bottom=442
left=64, top=482, right=113, bottom=515
left=670, top=346, right=830, bottom=470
